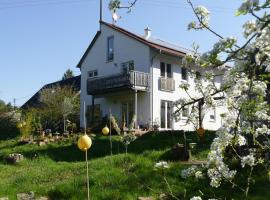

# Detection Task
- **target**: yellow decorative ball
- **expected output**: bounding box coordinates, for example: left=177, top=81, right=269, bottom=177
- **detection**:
left=77, top=135, right=92, bottom=151
left=102, top=125, right=110, bottom=135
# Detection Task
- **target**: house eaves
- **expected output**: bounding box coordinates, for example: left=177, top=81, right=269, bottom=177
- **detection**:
left=76, top=21, right=187, bottom=69
left=76, top=31, right=101, bottom=69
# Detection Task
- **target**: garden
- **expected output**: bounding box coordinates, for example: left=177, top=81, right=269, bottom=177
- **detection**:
left=1, top=0, right=270, bottom=199
left=0, top=129, right=269, bottom=200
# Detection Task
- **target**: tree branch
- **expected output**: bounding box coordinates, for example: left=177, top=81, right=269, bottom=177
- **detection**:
left=119, top=0, right=138, bottom=11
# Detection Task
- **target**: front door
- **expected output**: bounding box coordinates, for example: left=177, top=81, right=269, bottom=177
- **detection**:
left=121, top=101, right=134, bottom=127
left=161, top=100, right=173, bottom=129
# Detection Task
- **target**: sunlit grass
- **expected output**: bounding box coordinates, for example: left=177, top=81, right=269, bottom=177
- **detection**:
left=0, top=131, right=269, bottom=199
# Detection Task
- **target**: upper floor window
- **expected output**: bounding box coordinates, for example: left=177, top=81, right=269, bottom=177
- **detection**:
left=195, top=71, right=201, bottom=79
left=107, top=36, right=114, bottom=61
left=182, top=106, right=189, bottom=118
left=209, top=108, right=216, bottom=122
left=160, top=62, right=172, bottom=78
left=121, top=61, right=134, bottom=73
left=88, top=70, right=98, bottom=78
left=181, top=67, right=188, bottom=81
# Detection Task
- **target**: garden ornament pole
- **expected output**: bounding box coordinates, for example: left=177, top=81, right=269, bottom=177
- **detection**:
left=77, top=102, right=92, bottom=200
left=101, top=109, right=111, bottom=155
left=109, top=108, right=112, bottom=156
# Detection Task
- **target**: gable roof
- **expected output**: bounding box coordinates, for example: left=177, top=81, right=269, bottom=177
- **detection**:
left=76, top=21, right=188, bottom=68
left=77, top=31, right=101, bottom=69
left=21, top=75, right=81, bottom=109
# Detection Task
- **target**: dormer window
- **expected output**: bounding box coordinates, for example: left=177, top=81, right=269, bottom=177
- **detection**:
left=107, top=36, right=114, bottom=61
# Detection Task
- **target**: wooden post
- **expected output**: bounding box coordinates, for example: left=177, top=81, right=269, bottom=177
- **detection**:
left=109, top=108, right=112, bottom=156
left=91, top=96, right=95, bottom=126
left=134, top=90, right=138, bottom=129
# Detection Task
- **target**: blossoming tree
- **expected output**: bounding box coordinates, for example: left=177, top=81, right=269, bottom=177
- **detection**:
left=109, top=0, right=270, bottom=198
left=178, top=0, right=270, bottom=198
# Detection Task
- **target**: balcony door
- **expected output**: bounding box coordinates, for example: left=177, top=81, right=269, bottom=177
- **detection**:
left=161, top=100, right=173, bottom=129
left=160, top=62, right=172, bottom=78
left=121, top=61, right=134, bottom=74
left=121, top=101, right=134, bottom=127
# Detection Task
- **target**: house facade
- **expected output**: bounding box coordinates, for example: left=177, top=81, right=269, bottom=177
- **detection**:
left=77, top=21, right=225, bottom=131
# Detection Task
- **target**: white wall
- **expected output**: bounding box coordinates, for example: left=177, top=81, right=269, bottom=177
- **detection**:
left=151, top=51, right=226, bottom=131
left=80, top=23, right=151, bottom=127
left=79, top=22, right=226, bottom=131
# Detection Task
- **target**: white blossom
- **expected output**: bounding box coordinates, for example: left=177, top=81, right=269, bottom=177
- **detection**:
left=236, top=135, right=246, bottom=146
left=243, top=20, right=257, bottom=38
left=154, top=161, right=170, bottom=170
left=190, top=196, right=202, bottom=200
left=195, top=171, right=204, bottom=179
left=254, top=125, right=269, bottom=137
left=181, top=165, right=198, bottom=178
left=238, top=0, right=259, bottom=14
left=241, top=154, right=255, bottom=168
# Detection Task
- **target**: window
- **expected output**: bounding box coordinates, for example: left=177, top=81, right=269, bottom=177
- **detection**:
left=195, top=71, right=201, bottom=79
left=182, top=106, right=189, bottom=118
left=107, top=36, right=114, bottom=61
left=121, top=101, right=134, bottom=126
left=88, top=70, right=98, bottom=78
left=161, top=100, right=173, bottom=129
left=160, top=62, right=172, bottom=78
left=181, top=67, right=188, bottom=81
left=209, top=109, right=216, bottom=122
left=86, top=104, right=101, bottom=124
left=121, top=61, right=134, bottom=73
left=161, top=62, right=165, bottom=77
left=166, top=64, right=172, bottom=78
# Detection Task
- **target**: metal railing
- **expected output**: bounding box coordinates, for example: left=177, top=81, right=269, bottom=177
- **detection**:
left=159, top=77, right=175, bottom=92
left=87, top=71, right=150, bottom=95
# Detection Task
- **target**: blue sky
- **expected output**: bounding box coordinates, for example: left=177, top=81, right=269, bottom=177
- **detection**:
left=0, top=0, right=250, bottom=106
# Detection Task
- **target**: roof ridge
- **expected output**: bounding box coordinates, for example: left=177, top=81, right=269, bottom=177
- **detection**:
left=151, top=37, right=194, bottom=53
left=43, top=75, right=81, bottom=87
left=100, top=21, right=187, bottom=56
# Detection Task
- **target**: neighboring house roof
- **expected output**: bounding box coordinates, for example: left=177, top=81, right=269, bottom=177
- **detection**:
left=21, top=75, right=81, bottom=109
left=77, top=21, right=190, bottom=68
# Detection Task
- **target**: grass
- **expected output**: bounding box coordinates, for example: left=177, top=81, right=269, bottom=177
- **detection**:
left=0, top=131, right=269, bottom=200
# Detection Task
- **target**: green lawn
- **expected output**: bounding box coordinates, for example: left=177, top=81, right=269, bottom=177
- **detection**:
left=0, top=131, right=269, bottom=200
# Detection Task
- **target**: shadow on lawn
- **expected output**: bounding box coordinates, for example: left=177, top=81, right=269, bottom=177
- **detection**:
left=17, top=131, right=215, bottom=162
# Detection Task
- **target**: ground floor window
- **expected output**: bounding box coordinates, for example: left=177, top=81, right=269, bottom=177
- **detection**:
left=86, top=104, right=101, bottom=125
left=121, top=101, right=134, bottom=127
left=161, top=100, right=173, bottom=129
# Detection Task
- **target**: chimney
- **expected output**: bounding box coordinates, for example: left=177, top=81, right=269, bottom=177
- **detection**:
left=144, top=27, right=152, bottom=40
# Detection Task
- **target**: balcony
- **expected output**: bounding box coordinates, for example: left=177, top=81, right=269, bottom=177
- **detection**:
left=87, top=71, right=150, bottom=95
left=159, top=77, right=175, bottom=92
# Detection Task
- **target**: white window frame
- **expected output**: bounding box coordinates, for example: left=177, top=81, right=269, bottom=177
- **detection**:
left=160, top=62, right=172, bottom=78
left=121, top=60, right=134, bottom=73
left=88, top=70, right=98, bottom=78
left=181, top=106, right=189, bottom=119
left=209, top=108, right=216, bottom=122
left=107, top=36, right=114, bottom=62
left=160, top=100, right=173, bottom=129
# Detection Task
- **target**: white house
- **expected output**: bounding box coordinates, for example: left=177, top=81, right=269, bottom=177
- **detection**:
left=77, top=21, right=225, bottom=131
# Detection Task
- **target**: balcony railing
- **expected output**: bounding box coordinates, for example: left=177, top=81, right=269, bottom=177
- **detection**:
left=159, top=77, right=175, bottom=92
left=87, top=71, right=150, bottom=95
